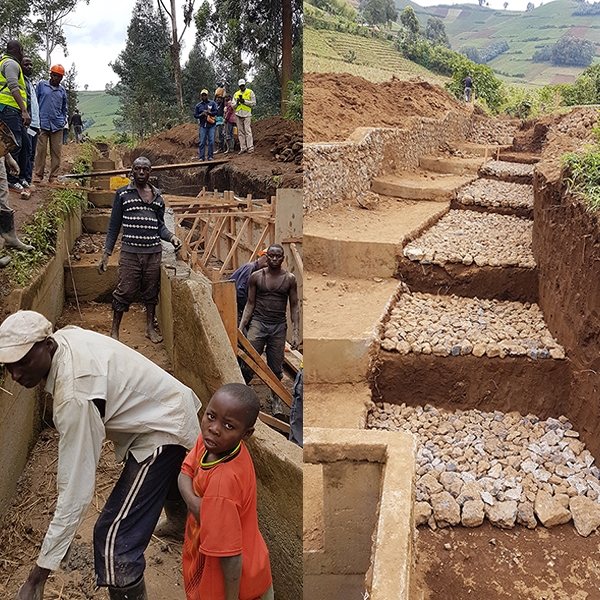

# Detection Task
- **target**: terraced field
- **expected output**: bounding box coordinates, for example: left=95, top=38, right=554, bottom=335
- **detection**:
left=305, top=27, right=448, bottom=84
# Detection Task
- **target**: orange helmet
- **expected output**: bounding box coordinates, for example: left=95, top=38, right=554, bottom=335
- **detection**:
left=50, top=64, right=65, bottom=76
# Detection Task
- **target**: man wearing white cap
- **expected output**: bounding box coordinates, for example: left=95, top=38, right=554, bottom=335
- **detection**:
left=193, top=88, right=218, bottom=161
left=232, top=78, right=256, bottom=154
left=0, top=310, right=201, bottom=600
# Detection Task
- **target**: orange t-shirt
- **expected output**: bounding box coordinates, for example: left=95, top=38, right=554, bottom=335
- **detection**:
left=181, top=436, right=272, bottom=600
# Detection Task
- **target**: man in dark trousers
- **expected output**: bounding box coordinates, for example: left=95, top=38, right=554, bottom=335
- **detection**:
left=98, top=156, right=181, bottom=343
left=70, top=108, right=83, bottom=142
left=193, top=88, right=218, bottom=161
left=240, top=244, right=300, bottom=417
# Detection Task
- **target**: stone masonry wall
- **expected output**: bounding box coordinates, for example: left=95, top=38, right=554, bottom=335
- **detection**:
left=304, top=110, right=471, bottom=213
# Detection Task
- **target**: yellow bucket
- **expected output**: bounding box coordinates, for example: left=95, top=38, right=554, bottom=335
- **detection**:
left=110, top=175, right=130, bottom=190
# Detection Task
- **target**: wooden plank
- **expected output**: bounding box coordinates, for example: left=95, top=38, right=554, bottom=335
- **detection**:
left=220, top=218, right=250, bottom=273
left=284, top=342, right=303, bottom=373
left=212, top=280, right=238, bottom=350
left=259, top=411, right=290, bottom=434
left=289, top=242, right=303, bottom=273
left=237, top=331, right=292, bottom=407
left=175, top=211, right=271, bottom=218
left=202, top=215, right=228, bottom=266
left=62, top=158, right=229, bottom=178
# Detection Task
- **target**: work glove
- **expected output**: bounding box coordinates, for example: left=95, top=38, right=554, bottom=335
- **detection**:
left=171, top=235, right=182, bottom=250
left=97, top=252, right=109, bottom=274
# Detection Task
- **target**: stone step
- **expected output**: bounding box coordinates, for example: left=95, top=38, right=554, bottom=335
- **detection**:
left=419, top=156, right=485, bottom=176
left=87, top=190, right=114, bottom=208
left=64, top=253, right=118, bottom=302
left=452, top=179, right=534, bottom=219
left=454, top=143, right=512, bottom=158
left=304, top=273, right=399, bottom=384
left=304, top=197, right=448, bottom=278
left=399, top=210, right=537, bottom=303
left=498, top=151, right=541, bottom=165
left=371, top=290, right=570, bottom=411
left=479, top=160, right=534, bottom=184
left=82, top=210, right=111, bottom=233
left=371, top=173, right=475, bottom=202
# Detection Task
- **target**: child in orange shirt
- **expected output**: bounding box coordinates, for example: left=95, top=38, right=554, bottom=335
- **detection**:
left=178, top=383, right=273, bottom=600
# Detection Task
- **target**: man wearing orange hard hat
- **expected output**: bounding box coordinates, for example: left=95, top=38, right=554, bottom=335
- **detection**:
left=33, top=64, right=67, bottom=183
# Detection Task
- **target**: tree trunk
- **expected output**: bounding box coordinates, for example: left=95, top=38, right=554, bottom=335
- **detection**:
left=280, top=0, right=293, bottom=115
left=170, top=0, right=184, bottom=109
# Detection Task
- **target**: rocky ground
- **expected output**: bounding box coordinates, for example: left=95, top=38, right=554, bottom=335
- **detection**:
left=403, top=210, right=535, bottom=268
left=367, top=403, right=600, bottom=537
left=467, top=115, right=518, bottom=146
left=379, top=292, right=564, bottom=359
left=456, top=179, right=534, bottom=212
left=480, top=160, right=534, bottom=182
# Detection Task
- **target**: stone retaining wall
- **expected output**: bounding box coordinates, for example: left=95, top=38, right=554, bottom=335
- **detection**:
left=304, top=110, right=471, bottom=213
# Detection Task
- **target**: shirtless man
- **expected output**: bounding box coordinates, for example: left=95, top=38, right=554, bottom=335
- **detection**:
left=240, top=244, right=299, bottom=416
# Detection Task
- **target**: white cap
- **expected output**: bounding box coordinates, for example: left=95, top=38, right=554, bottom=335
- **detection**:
left=238, top=78, right=246, bottom=86
left=0, top=311, right=53, bottom=364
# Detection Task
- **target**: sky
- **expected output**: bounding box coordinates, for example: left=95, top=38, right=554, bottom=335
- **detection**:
left=51, top=0, right=197, bottom=91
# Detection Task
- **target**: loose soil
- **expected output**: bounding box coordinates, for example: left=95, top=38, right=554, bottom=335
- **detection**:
left=303, top=72, right=468, bottom=144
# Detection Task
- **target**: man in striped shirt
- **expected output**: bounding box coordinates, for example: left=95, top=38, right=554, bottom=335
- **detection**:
left=98, top=157, right=181, bottom=343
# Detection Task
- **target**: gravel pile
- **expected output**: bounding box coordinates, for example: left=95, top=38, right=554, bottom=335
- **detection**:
left=367, top=403, right=600, bottom=536
left=403, top=210, right=534, bottom=268
left=380, top=292, right=565, bottom=359
left=456, top=179, right=534, bottom=212
left=468, top=116, right=518, bottom=146
left=480, top=160, right=534, bottom=182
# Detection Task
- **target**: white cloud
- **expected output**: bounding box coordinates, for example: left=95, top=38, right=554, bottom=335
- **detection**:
left=50, top=0, right=196, bottom=91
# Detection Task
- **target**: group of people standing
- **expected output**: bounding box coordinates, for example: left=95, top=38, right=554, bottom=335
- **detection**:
left=194, top=78, right=256, bottom=161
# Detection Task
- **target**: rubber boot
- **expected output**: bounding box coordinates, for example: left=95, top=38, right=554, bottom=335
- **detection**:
left=153, top=496, right=188, bottom=540
left=0, top=209, right=33, bottom=251
left=108, top=576, right=147, bottom=600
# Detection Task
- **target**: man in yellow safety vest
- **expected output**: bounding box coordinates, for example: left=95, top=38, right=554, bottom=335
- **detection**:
left=232, top=78, right=256, bottom=155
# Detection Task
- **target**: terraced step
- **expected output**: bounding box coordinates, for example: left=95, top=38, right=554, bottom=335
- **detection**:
left=371, top=172, right=475, bottom=202
left=497, top=151, right=541, bottom=165
left=399, top=210, right=537, bottom=302
left=454, top=143, right=512, bottom=158
left=453, top=179, right=534, bottom=219
left=419, top=156, right=484, bottom=176
left=87, top=190, right=114, bottom=208
left=479, top=160, right=534, bottom=184
left=304, top=197, right=448, bottom=278
left=371, top=290, right=570, bottom=412
left=82, top=209, right=111, bottom=233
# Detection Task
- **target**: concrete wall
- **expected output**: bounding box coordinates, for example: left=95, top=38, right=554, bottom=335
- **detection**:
left=0, top=207, right=82, bottom=516
left=304, top=111, right=471, bottom=213
left=304, top=428, right=416, bottom=600
left=157, top=267, right=303, bottom=600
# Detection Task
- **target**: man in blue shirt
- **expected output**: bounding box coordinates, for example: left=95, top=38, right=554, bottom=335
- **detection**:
left=33, top=64, right=67, bottom=183
left=193, top=89, right=218, bottom=161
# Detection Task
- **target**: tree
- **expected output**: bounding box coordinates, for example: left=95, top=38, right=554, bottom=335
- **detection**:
left=181, top=39, right=216, bottom=110
left=30, top=0, right=90, bottom=65
left=361, top=0, right=397, bottom=26
left=425, top=17, right=449, bottom=48
left=503, top=1, right=508, bottom=8
left=526, top=2, right=535, bottom=10
left=84, top=83, right=88, bottom=91
left=110, top=0, right=179, bottom=139
left=63, top=63, right=78, bottom=119
left=551, top=36, right=594, bottom=66
left=400, top=6, right=420, bottom=36
left=0, top=0, right=31, bottom=46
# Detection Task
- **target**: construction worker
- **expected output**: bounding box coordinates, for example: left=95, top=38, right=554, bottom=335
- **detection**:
left=33, top=64, right=67, bottom=183
left=0, top=122, right=34, bottom=266
left=0, top=40, right=31, bottom=192
left=194, top=89, right=218, bottom=161
left=232, top=78, right=256, bottom=154
left=20, top=56, right=40, bottom=195
left=240, top=244, right=300, bottom=419
left=214, top=86, right=226, bottom=153
left=98, top=156, right=182, bottom=343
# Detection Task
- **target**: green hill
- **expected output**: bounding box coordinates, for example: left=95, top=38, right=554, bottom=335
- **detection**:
left=395, top=0, right=600, bottom=86
left=76, top=90, right=120, bottom=137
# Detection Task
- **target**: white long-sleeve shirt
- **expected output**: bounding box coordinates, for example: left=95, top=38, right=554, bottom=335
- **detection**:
left=37, top=326, right=201, bottom=571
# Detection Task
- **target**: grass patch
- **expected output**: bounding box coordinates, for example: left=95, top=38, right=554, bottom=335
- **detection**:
left=563, top=147, right=600, bottom=211
left=5, top=189, right=88, bottom=286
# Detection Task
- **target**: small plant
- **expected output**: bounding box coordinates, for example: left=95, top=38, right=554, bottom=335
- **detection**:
left=563, top=148, right=600, bottom=212
left=343, top=49, right=357, bottom=63
left=72, top=141, right=101, bottom=175
left=6, top=189, right=88, bottom=286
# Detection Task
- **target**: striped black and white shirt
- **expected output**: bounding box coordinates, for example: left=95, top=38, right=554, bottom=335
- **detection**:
left=104, top=183, right=173, bottom=255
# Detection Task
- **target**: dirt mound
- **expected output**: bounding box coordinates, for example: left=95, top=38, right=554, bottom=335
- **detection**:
left=304, top=72, right=467, bottom=144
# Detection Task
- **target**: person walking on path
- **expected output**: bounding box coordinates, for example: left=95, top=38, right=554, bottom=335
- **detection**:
left=0, top=310, right=201, bottom=600
left=70, top=108, right=83, bottom=143
left=179, top=383, right=273, bottom=600
left=98, top=156, right=182, bottom=343
left=33, top=65, right=67, bottom=183
left=194, top=89, right=218, bottom=161
left=20, top=56, right=39, bottom=194
left=239, top=244, right=300, bottom=418
left=463, top=73, right=473, bottom=103
left=232, top=79, right=256, bottom=154
left=0, top=40, right=31, bottom=192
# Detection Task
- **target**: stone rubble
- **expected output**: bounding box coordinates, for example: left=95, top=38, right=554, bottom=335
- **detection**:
left=380, top=292, right=564, bottom=359
left=480, top=160, right=534, bottom=182
left=468, top=116, right=518, bottom=146
left=403, top=210, right=534, bottom=268
left=367, top=402, right=600, bottom=536
left=456, top=179, right=534, bottom=212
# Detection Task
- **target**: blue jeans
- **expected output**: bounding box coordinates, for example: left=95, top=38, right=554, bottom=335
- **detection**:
left=198, top=125, right=215, bottom=160
left=0, top=105, right=23, bottom=184
left=17, top=125, right=32, bottom=184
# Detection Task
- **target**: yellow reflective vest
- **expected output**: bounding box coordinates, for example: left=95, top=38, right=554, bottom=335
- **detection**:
left=234, top=88, right=253, bottom=115
left=0, top=54, right=26, bottom=110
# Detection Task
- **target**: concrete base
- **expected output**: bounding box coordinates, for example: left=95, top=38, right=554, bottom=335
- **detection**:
left=87, top=190, right=115, bottom=208
left=82, top=210, right=111, bottom=234
left=419, top=156, right=484, bottom=175
left=371, top=173, right=475, bottom=201
left=304, top=383, right=370, bottom=429
left=64, top=253, right=119, bottom=302
left=304, top=428, right=416, bottom=600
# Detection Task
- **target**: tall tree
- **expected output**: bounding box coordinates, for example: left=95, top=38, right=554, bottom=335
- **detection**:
left=400, top=7, right=420, bottom=37
left=0, top=0, right=31, bottom=46
left=182, top=40, right=216, bottom=110
left=361, top=0, right=398, bottom=25
left=425, top=17, right=449, bottom=48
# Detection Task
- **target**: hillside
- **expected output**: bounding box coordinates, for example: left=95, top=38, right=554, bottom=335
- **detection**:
left=76, top=90, right=120, bottom=137
left=395, top=0, right=600, bottom=86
